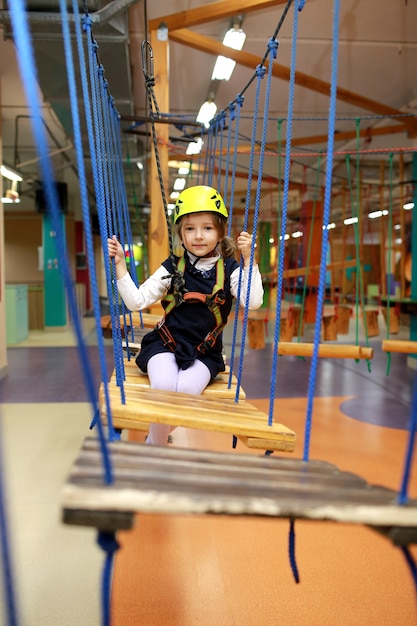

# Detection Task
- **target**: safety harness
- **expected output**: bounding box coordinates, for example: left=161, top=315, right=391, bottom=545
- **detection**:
left=156, top=255, right=226, bottom=355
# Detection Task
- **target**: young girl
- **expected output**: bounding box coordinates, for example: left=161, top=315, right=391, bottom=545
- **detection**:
left=108, top=184, right=264, bottom=445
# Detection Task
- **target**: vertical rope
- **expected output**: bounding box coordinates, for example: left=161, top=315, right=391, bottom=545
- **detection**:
left=268, top=0, right=302, bottom=425
left=303, top=0, right=341, bottom=462
left=236, top=39, right=279, bottom=404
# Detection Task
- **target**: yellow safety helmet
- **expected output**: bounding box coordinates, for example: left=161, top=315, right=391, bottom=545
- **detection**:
left=174, top=185, right=228, bottom=223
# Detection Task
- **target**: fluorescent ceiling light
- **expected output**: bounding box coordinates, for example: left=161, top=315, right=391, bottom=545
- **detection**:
left=186, top=138, right=203, bottom=155
left=223, top=27, right=246, bottom=50
left=173, top=177, right=186, bottom=191
left=211, top=27, right=246, bottom=81
left=403, top=202, right=414, bottom=210
left=368, top=209, right=388, bottom=219
left=292, top=231, right=303, bottom=238
left=178, top=162, right=190, bottom=175
left=344, top=216, right=358, bottom=225
left=1, top=164, right=23, bottom=182
left=196, top=101, right=217, bottom=128
left=322, top=222, right=336, bottom=230
left=212, top=56, right=236, bottom=81
left=170, top=191, right=180, bottom=200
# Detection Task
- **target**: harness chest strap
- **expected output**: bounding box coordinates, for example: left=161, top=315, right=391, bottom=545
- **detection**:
left=157, top=256, right=226, bottom=354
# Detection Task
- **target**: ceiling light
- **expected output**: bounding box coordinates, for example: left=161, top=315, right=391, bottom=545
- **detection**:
left=212, top=56, right=236, bottom=81
left=170, top=191, right=180, bottom=200
left=322, top=222, right=336, bottom=230
left=196, top=100, right=217, bottom=128
left=186, top=138, right=203, bottom=155
left=211, top=27, right=246, bottom=81
left=173, top=177, right=186, bottom=191
left=292, top=231, right=303, bottom=238
left=403, top=202, right=414, bottom=210
left=223, top=27, right=246, bottom=50
left=1, top=164, right=23, bottom=182
left=368, top=209, right=388, bottom=219
left=344, top=216, right=358, bottom=225
left=1, top=179, right=20, bottom=204
left=178, top=162, right=190, bottom=175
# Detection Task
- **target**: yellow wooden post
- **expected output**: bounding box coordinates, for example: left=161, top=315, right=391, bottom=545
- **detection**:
left=148, top=29, right=169, bottom=275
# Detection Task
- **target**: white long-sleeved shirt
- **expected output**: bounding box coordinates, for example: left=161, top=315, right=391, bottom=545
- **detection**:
left=116, top=252, right=264, bottom=312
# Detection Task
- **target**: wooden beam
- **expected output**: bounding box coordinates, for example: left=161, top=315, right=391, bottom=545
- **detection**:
left=282, top=258, right=357, bottom=279
left=168, top=29, right=417, bottom=137
left=148, top=30, right=169, bottom=274
left=148, top=0, right=287, bottom=32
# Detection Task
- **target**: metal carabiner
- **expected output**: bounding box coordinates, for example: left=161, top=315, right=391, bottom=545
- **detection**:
left=141, top=40, right=154, bottom=84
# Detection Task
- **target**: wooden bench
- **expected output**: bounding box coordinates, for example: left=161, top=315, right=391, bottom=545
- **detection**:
left=101, top=312, right=161, bottom=339
left=99, top=382, right=295, bottom=452
left=62, top=437, right=417, bottom=547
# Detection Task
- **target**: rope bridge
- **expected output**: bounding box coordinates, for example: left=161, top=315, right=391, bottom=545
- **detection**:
left=4, top=1, right=417, bottom=625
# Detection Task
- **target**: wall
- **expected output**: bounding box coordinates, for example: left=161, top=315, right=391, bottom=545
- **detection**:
left=0, top=81, right=7, bottom=379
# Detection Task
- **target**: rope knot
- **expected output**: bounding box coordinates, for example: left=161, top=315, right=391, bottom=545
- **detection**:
left=256, top=64, right=267, bottom=79
left=82, top=15, right=93, bottom=30
left=267, top=38, right=279, bottom=58
left=236, top=94, right=244, bottom=108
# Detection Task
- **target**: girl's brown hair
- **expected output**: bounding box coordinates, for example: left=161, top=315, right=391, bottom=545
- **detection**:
left=175, top=212, right=236, bottom=259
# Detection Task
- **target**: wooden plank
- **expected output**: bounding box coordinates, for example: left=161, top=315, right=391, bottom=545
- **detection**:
left=277, top=342, right=374, bottom=360
left=382, top=339, right=417, bottom=354
left=62, top=438, right=417, bottom=537
left=99, top=384, right=296, bottom=449
left=114, top=360, right=246, bottom=400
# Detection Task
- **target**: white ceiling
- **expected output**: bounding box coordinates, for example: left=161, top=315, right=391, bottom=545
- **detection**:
left=1, top=0, right=417, bottom=229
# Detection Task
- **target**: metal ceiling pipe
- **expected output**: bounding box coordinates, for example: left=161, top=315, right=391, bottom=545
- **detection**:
left=0, top=0, right=140, bottom=25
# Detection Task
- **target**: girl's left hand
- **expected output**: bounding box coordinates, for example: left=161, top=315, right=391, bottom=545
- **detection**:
left=237, top=231, right=253, bottom=265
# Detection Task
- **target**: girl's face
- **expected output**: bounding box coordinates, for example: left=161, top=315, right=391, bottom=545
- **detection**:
left=179, top=212, right=221, bottom=257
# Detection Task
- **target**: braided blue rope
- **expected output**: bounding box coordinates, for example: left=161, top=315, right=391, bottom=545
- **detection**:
left=303, top=0, right=340, bottom=462
left=74, top=12, right=122, bottom=436
left=85, top=27, right=126, bottom=406
left=232, top=63, right=266, bottom=403
left=222, top=104, right=234, bottom=205
left=9, top=0, right=115, bottom=463
left=268, top=1, right=302, bottom=426
left=63, top=0, right=117, bottom=457
left=217, top=111, right=226, bottom=192
left=0, top=421, right=19, bottom=626
left=398, top=371, right=417, bottom=504
left=288, top=518, right=300, bottom=583
left=96, top=531, right=120, bottom=626
left=236, top=40, right=279, bottom=404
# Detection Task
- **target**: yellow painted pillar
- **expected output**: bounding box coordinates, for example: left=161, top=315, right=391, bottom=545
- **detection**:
left=148, top=29, right=169, bottom=274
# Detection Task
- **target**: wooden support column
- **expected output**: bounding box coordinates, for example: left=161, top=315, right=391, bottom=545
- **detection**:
left=148, top=29, right=169, bottom=275
left=302, top=198, right=323, bottom=323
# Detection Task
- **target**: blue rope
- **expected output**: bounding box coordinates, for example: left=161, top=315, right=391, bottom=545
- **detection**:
left=97, top=531, right=120, bottom=626
left=9, top=1, right=112, bottom=455
left=73, top=12, right=121, bottom=440
left=401, top=546, right=417, bottom=598
left=268, top=0, right=302, bottom=426
left=303, top=0, right=340, bottom=462
left=233, top=63, right=266, bottom=403
left=236, top=40, right=279, bottom=405
left=398, top=371, right=417, bottom=504
left=62, top=0, right=115, bottom=469
left=288, top=518, right=300, bottom=583
left=0, top=420, right=19, bottom=626
left=85, top=25, right=126, bottom=408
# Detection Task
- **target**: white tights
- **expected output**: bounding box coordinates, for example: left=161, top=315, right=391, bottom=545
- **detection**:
left=145, top=352, right=211, bottom=446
